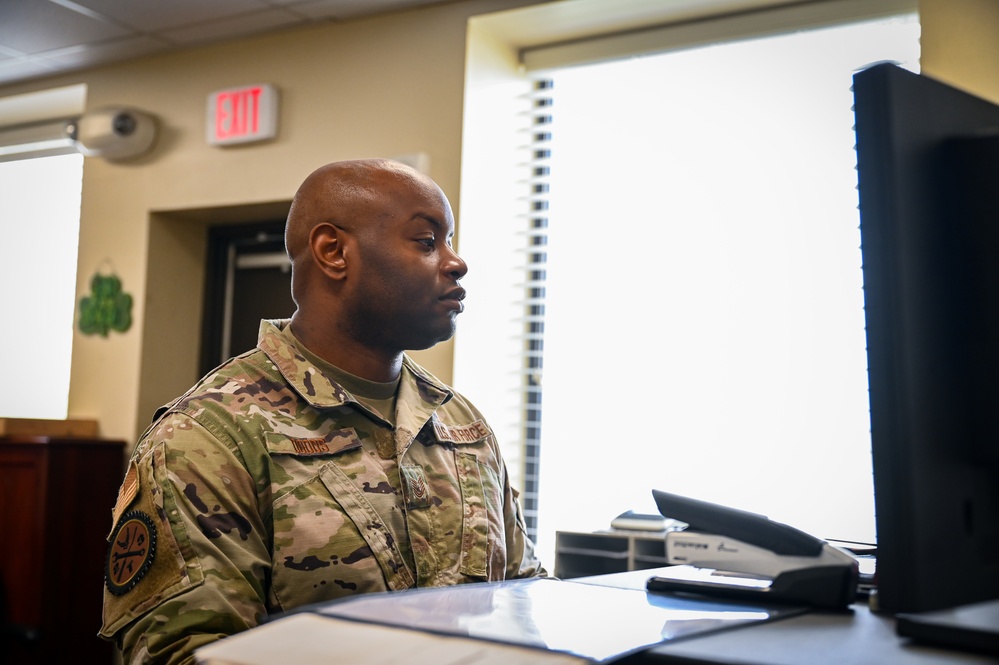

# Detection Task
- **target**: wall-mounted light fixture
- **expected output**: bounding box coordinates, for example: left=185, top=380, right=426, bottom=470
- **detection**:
left=65, top=106, right=157, bottom=161
left=0, top=106, right=157, bottom=163
left=0, top=118, right=76, bottom=162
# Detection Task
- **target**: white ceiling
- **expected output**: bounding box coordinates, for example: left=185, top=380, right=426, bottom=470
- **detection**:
left=0, top=0, right=820, bottom=91
left=0, top=0, right=453, bottom=89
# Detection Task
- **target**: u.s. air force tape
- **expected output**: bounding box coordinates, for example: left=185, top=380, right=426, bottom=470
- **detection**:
left=105, top=510, right=157, bottom=596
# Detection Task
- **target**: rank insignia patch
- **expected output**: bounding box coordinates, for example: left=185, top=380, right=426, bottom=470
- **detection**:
left=401, top=465, right=432, bottom=509
left=105, top=510, right=157, bottom=596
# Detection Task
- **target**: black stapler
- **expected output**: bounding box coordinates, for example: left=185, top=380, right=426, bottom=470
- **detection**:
left=646, top=490, right=859, bottom=610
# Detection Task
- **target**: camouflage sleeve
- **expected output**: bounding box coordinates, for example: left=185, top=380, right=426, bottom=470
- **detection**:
left=459, top=398, right=546, bottom=580
left=101, top=413, right=271, bottom=664
left=503, top=470, right=548, bottom=579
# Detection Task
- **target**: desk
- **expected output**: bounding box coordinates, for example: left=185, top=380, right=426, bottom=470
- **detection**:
left=575, top=569, right=998, bottom=665
left=196, top=567, right=999, bottom=665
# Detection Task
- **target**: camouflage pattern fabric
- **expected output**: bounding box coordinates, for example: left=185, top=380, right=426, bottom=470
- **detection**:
left=100, top=319, right=546, bottom=665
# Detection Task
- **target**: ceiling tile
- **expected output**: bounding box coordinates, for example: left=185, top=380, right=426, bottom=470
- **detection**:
left=0, top=0, right=131, bottom=54
left=72, top=0, right=275, bottom=31
left=38, top=35, right=173, bottom=71
left=0, top=0, right=448, bottom=90
left=0, top=57, right=63, bottom=87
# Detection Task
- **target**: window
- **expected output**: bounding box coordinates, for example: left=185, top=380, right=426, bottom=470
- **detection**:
left=0, top=151, right=83, bottom=419
left=526, top=13, right=920, bottom=565
left=0, top=86, right=86, bottom=420
left=456, top=2, right=921, bottom=569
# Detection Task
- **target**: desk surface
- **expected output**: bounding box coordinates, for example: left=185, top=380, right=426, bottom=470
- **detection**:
left=571, top=569, right=999, bottom=665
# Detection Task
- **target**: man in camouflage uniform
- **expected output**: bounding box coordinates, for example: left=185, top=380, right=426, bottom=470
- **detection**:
left=100, top=159, right=546, bottom=664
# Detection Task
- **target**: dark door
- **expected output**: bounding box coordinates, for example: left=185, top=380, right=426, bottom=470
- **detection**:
left=200, top=220, right=295, bottom=376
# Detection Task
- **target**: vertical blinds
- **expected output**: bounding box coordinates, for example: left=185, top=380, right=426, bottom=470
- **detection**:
left=519, top=78, right=553, bottom=537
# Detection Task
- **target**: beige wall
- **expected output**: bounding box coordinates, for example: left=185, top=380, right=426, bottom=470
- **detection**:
left=0, top=0, right=997, bottom=444
left=920, top=0, right=999, bottom=103
left=0, top=0, right=542, bottom=442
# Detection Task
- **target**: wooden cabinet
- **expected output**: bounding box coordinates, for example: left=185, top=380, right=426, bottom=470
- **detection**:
left=553, top=530, right=669, bottom=579
left=0, top=435, right=125, bottom=664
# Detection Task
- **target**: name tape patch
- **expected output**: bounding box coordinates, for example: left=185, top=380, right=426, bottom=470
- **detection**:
left=291, top=438, right=331, bottom=455
left=432, top=419, right=490, bottom=444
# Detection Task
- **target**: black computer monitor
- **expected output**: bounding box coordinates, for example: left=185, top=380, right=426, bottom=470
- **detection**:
left=853, top=62, right=999, bottom=615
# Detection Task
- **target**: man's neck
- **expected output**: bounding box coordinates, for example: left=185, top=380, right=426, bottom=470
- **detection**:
left=289, top=316, right=403, bottom=382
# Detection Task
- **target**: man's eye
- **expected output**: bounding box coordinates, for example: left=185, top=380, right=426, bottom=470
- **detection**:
left=417, top=237, right=435, bottom=247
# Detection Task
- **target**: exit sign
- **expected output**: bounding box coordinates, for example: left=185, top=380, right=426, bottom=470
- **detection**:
left=207, top=84, right=278, bottom=146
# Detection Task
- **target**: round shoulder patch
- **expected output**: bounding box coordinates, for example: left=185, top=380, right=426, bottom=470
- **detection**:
left=105, top=510, right=157, bottom=596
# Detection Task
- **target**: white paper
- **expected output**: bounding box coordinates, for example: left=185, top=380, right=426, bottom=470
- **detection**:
left=195, top=613, right=588, bottom=665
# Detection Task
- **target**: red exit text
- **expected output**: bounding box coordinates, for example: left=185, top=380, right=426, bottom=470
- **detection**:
left=207, top=84, right=278, bottom=146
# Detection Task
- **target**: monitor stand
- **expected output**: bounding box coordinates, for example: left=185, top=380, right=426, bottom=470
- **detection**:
left=895, top=598, right=999, bottom=655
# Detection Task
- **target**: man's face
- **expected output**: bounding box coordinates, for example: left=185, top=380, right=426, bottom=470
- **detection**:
left=344, top=173, right=468, bottom=352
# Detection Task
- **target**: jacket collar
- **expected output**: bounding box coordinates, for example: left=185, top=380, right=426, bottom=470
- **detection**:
left=256, top=319, right=453, bottom=410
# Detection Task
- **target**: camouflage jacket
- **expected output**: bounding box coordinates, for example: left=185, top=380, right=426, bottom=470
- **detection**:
left=100, top=319, right=545, bottom=664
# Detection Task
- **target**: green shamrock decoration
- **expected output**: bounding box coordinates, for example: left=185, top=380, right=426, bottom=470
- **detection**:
left=79, top=273, right=133, bottom=337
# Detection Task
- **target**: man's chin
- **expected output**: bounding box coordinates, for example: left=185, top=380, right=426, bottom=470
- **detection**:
left=409, top=322, right=458, bottom=351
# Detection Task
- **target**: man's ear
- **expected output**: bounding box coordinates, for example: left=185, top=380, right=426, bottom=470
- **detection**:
left=310, top=222, right=348, bottom=280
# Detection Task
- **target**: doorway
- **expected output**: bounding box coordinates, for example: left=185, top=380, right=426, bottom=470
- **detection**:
left=200, top=220, right=295, bottom=376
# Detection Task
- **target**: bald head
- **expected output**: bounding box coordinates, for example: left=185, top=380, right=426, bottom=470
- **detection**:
left=285, top=158, right=432, bottom=262
left=285, top=159, right=436, bottom=304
